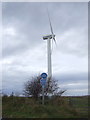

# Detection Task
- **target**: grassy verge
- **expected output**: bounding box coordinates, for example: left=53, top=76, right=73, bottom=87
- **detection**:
left=2, top=96, right=88, bottom=118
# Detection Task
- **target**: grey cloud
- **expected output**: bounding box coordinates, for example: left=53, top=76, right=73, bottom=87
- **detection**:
left=2, top=2, right=88, bottom=57
left=2, top=67, right=30, bottom=94
left=55, top=72, right=88, bottom=83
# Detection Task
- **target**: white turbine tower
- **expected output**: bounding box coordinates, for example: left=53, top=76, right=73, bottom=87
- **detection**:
left=43, top=10, right=56, bottom=81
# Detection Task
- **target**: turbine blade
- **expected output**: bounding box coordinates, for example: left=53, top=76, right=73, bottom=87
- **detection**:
left=47, top=8, right=54, bottom=35
left=53, top=37, right=57, bottom=45
left=47, top=8, right=57, bottom=46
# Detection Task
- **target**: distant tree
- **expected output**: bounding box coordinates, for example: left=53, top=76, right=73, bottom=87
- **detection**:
left=23, top=74, right=66, bottom=99
left=10, top=92, right=14, bottom=97
left=2, top=93, right=8, bottom=97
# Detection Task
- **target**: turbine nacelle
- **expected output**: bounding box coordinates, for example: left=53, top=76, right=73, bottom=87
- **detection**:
left=43, top=34, right=55, bottom=40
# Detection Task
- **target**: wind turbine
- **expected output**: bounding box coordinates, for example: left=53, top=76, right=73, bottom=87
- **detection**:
left=43, top=10, right=56, bottom=81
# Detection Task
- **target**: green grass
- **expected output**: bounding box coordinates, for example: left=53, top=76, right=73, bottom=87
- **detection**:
left=2, top=96, right=88, bottom=118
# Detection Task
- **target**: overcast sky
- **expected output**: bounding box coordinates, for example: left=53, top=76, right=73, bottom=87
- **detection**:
left=1, top=2, right=88, bottom=96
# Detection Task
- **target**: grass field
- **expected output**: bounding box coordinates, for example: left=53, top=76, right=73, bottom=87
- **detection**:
left=2, top=95, right=88, bottom=118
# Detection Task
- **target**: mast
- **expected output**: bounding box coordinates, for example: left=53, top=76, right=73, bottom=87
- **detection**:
left=47, top=37, right=52, bottom=80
